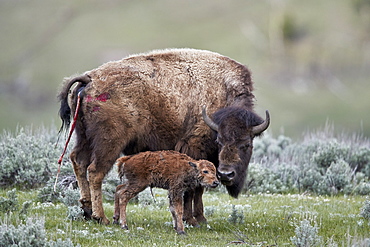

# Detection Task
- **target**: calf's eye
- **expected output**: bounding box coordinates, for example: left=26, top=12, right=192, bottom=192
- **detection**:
left=203, top=170, right=209, bottom=174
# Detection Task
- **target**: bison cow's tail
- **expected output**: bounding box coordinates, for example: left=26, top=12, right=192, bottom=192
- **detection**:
left=57, top=75, right=91, bottom=134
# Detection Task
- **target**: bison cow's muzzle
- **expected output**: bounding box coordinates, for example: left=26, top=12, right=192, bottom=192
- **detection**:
left=217, top=167, right=236, bottom=186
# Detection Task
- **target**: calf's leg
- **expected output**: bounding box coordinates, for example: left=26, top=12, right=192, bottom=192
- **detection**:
left=169, top=191, right=186, bottom=235
left=113, top=184, right=125, bottom=225
left=115, top=185, right=147, bottom=230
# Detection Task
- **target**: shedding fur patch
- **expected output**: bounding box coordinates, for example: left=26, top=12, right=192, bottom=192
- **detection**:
left=85, top=92, right=111, bottom=103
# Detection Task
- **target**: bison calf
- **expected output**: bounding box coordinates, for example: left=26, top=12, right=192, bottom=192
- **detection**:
left=113, top=150, right=219, bottom=235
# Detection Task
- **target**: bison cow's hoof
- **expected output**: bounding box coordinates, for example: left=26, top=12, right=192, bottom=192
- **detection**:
left=177, top=230, right=187, bottom=235
left=82, top=207, right=93, bottom=220
left=121, top=225, right=129, bottom=230
left=195, top=215, right=208, bottom=225
left=112, top=215, right=120, bottom=225
left=184, top=217, right=200, bottom=228
left=92, top=215, right=110, bottom=225
left=80, top=199, right=93, bottom=219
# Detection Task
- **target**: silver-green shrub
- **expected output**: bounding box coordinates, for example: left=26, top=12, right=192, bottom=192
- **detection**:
left=228, top=205, right=245, bottom=224
left=312, top=140, right=349, bottom=169
left=0, top=217, right=80, bottom=247
left=325, top=159, right=352, bottom=194
left=102, top=168, right=121, bottom=202
left=59, top=186, right=84, bottom=221
left=0, top=189, right=18, bottom=213
left=247, top=162, right=291, bottom=194
left=349, top=147, right=370, bottom=176
left=37, top=180, right=63, bottom=203
left=360, top=200, right=370, bottom=220
left=253, top=134, right=292, bottom=161
left=290, top=219, right=322, bottom=247
left=0, top=126, right=74, bottom=189
left=1, top=124, right=369, bottom=196
left=249, top=125, right=370, bottom=195
left=296, top=163, right=327, bottom=194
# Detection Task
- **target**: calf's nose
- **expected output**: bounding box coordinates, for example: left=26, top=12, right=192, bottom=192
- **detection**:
left=212, top=180, right=220, bottom=188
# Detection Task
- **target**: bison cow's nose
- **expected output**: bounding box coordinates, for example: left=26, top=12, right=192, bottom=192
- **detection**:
left=217, top=170, right=235, bottom=183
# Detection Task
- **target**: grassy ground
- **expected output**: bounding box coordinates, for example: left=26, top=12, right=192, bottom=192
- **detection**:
left=2, top=188, right=368, bottom=246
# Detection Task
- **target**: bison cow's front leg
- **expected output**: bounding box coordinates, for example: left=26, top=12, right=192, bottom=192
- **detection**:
left=183, top=189, right=200, bottom=227
left=193, top=185, right=207, bottom=224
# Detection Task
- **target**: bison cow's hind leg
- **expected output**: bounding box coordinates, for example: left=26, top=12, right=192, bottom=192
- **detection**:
left=88, top=145, right=123, bottom=225
left=70, top=143, right=93, bottom=220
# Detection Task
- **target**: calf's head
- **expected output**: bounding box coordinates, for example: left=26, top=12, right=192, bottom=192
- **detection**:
left=203, top=106, right=270, bottom=198
left=190, top=160, right=219, bottom=188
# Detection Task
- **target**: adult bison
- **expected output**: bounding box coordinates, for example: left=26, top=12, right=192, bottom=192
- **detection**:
left=58, top=48, right=269, bottom=225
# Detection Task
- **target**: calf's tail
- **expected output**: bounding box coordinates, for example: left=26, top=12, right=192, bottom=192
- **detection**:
left=116, top=156, right=131, bottom=180
left=57, top=74, right=91, bottom=133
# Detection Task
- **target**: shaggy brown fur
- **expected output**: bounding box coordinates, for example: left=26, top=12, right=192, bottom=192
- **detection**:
left=113, top=150, right=219, bottom=235
left=203, top=106, right=270, bottom=197
left=57, top=48, right=268, bottom=225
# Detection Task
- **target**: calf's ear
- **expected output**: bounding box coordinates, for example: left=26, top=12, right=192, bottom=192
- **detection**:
left=189, top=162, right=197, bottom=168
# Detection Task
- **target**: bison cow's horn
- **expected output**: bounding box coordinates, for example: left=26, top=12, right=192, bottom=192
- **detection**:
left=202, top=106, right=218, bottom=132
left=252, top=110, right=270, bottom=135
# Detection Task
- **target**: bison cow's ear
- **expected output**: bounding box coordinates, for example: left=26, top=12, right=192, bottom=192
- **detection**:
left=189, top=162, right=197, bottom=168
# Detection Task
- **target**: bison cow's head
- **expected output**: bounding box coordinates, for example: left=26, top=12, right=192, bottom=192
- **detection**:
left=202, top=106, right=270, bottom=198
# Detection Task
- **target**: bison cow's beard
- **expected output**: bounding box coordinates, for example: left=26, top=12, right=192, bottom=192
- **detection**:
left=226, top=169, right=247, bottom=198
left=220, top=163, right=248, bottom=198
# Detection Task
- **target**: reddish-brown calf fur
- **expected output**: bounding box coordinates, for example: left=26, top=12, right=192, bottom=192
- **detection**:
left=113, top=150, right=219, bottom=235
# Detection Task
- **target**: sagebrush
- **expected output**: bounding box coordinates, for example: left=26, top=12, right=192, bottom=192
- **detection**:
left=0, top=124, right=369, bottom=198
left=248, top=125, right=370, bottom=195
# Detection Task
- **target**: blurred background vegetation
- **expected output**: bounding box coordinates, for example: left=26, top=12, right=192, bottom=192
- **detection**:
left=1, top=0, right=369, bottom=139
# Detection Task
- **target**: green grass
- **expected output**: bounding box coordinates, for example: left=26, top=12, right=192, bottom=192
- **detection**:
left=1, top=188, right=369, bottom=246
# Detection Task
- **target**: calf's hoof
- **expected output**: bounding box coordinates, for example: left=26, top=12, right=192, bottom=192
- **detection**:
left=121, top=225, right=129, bottom=230
left=176, top=230, right=186, bottom=235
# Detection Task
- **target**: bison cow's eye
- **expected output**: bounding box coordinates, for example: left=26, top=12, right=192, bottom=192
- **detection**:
left=203, top=170, right=209, bottom=174
left=239, top=144, right=250, bottom=150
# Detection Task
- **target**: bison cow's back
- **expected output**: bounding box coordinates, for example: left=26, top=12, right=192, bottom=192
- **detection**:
left=85, top=48, right=254, bottom=114
left=72, top=48, right=255, bottom=156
